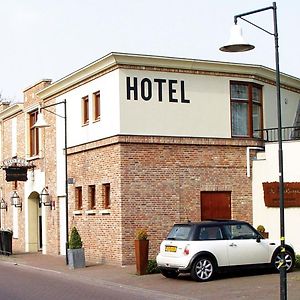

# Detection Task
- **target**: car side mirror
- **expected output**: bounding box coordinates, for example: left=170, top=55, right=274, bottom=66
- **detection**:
left=256, top=235, right=261, bottom=243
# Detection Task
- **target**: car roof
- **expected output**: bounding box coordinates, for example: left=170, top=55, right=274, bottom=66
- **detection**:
left=173, top=220, right=249, bottom=226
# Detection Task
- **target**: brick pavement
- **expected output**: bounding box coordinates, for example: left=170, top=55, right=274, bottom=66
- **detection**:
left=1, top=252, right=300, bottom=300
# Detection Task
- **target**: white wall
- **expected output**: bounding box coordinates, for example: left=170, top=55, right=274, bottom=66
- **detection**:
left=252, top=141, right=300, bottom=254
left=58, top=69, right=120, bottom=148
left=119, top=69, right=231, bottom=138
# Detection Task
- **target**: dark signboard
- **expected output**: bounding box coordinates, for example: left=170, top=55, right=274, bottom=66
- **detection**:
left=5, top=167, right=28, bottom=182
left=1, top=157, right=35, bottom=182
left=263, top=182, right=300, bottom=207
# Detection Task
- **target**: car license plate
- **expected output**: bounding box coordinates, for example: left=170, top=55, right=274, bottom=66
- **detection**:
left=165, top=245, right=177, bottom=252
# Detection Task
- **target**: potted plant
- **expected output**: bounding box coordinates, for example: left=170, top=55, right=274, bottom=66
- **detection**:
left=257, top=225, right=269, bottom=238
left=67, top=226, right=86, bottom=269
left=134, top=228, right=149, bottom=275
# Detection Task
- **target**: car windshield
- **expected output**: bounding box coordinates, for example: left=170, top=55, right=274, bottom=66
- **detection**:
left=167, top=225, right=192, bottom=240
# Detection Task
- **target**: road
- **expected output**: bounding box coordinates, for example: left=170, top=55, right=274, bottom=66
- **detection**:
left=0, top=262, right=183, bottom=300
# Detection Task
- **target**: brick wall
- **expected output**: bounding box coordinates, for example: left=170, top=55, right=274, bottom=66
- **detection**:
left=67, top=135, right=262, bottom=265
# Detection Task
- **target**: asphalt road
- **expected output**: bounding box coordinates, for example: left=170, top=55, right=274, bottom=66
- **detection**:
left=0, top=262, right=183, bottom=300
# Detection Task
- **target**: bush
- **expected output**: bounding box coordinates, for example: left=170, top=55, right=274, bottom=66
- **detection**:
left=146, top=259, right=160, bottom=274
left=69, top=227, right=83, bottom=249
left=135, top=228, right=148, bottom=240
left=296, top=254, right=300, bottom=269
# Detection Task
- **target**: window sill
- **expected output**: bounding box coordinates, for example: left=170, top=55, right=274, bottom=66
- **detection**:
left=99, top=209, right=110, bottom=215
left=85, top=210, right=96, bottom=215
left=73, top=210, right=83, bottom=215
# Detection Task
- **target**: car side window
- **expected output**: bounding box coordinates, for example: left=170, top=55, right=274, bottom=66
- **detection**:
left=198, top=226, right=223, bottom=240
left=224, top=224, right=257, bottom=240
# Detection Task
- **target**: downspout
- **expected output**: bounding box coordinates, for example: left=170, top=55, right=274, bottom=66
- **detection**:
left=246, top=147, right=265, bottom=177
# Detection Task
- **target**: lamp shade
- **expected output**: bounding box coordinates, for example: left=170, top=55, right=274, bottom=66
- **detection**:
left=34, top=112, right=50, bottom=128
left=220, top=24, right=255, bottom=52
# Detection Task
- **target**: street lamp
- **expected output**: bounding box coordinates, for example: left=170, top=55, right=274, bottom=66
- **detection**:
left=220, top=2, right=286, bottom=299
left=34, top=99, right=69, bottom=264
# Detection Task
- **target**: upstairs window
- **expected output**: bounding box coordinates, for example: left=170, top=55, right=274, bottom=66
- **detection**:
left=230, top=82, right=263, bottom=138
left=93, top=91, right=101, bottom=121
left=82, top=96, right=89, bottom=125
left=29, top=110, right=39, bottom=156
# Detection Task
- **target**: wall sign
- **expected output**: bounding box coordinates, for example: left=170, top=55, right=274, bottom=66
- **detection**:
left=1, top=157, right=35, bottom=182
left=263, top=182, right=300, bottom=207
left=126, top=77, right=190, bottom=103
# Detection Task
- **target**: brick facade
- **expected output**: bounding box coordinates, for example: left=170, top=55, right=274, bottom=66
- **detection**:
left=67, top=135, right=262, bottom=265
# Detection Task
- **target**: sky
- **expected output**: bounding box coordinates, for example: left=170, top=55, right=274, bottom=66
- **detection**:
left=1, top=0, right=299, bottom=102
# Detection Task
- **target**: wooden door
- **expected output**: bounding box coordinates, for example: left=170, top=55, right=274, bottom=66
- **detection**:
left=201, top=191, right=231, bottom=220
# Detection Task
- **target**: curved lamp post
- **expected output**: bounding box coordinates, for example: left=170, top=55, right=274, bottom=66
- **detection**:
left=220, top=2, right=287, bottom=299
left=34, top=99, right=69, bottom=265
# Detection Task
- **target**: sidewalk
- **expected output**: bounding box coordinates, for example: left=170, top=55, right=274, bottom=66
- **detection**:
left=1, top=252, right=300, bottom=300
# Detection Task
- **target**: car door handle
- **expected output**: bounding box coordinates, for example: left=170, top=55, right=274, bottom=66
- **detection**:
left=229, top=243, right=237, bottom=247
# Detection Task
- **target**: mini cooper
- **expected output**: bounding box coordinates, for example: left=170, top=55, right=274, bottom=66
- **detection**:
left=156, top=220, right=295, bottom=282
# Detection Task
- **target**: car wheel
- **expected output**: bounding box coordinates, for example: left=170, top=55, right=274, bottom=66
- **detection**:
left=273, top=250, right=295, bottom=272
left=160, top=269, right=179, bottom=279
left=191, top=256, right=216, bottom=282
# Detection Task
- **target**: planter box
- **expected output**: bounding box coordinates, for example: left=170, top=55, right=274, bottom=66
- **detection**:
left=135, top=240, right=149, bottom=275
left=67, top=248, right=85, bottom=269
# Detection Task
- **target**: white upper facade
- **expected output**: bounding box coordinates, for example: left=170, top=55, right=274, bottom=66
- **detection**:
left=37, top=52, right=300, bottom=148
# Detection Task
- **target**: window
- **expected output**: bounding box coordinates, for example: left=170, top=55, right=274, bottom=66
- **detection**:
left=29, top=110, right=39, bottom=156
left=103, top=183, right=110, bottom=209
left=88, top=185, right=96, bottom=209
left=93, top=91, right=100, bottom=121
left=82, top=96, right=89, bottom=125
left=75, top=187, right=83, bottom=210
left=230, top=82, right=263, bottom=138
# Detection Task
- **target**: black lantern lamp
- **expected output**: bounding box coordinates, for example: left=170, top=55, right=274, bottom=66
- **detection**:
left=10, top=191, right=22, bottom=210
left=0, top=198, right=7, bottom=211
left=40, top=187, right=54, bottom=209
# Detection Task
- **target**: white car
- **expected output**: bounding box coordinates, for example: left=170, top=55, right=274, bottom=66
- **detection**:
left=156, top=220, right=295, bottom=281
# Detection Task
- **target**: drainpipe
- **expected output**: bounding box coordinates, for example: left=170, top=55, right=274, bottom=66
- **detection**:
left=246, top=147, right=265, bottom=177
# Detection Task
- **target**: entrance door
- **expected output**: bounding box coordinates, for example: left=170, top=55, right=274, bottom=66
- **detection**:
left=201, top=191, right=231, bottom=220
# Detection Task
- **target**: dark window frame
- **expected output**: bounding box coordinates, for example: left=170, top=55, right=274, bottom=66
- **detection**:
left=82, top=95, right=89, bottom=125
left=29, top=110, right=39, bottom=156
left=93, top=91, right=101, bottom=121
left=75, top=186, right=83, bottom=210
left=103, top=183, right=111, bottom=209
left=230, top=81, right=263, bottom=138
left=88, top=185, right=96, bottom=209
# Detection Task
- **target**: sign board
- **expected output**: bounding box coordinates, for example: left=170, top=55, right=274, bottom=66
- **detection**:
left=263, top=182, right=300, bottom=207
left=1, top=157, right=34, bottom=182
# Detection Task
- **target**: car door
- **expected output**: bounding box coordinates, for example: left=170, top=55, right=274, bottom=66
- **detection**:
left=224, top=224, right=270, bottom=265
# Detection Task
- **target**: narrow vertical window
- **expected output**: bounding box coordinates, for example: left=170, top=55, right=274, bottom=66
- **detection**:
left=82, top=96, right=89, bottom=125
left=230, top=82, right=262, bottom=138
left=93, top=91, right=100, bottom=121
left=75, top=187, right=83, bottom=210
left=29, top=110, right=39, bottom=156
left=103, top=183, right=110, bottom=209
left=88, top=185, right=96, bottom=209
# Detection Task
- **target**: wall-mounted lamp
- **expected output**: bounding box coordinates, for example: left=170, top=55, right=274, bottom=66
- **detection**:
left=40, top=187, right=55, bottom=209
left=10, top=191, right=22, bottom=210
left=0, top=198, right=7, bottom=211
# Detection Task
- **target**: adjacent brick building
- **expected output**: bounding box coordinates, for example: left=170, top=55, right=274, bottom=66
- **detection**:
left=0, top=53, right=299, bottom=265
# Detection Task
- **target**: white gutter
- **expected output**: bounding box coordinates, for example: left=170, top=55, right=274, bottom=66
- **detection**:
left=246, top=147, right=265, bottom=177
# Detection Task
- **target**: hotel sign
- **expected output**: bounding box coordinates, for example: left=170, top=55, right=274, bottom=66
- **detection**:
left=1, top=157, right=35, bottom=182
left=263, top=182, right=300, bottom=207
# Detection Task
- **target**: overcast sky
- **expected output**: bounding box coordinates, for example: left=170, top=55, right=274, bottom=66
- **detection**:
left=1, top=0, right=299, bottom=102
